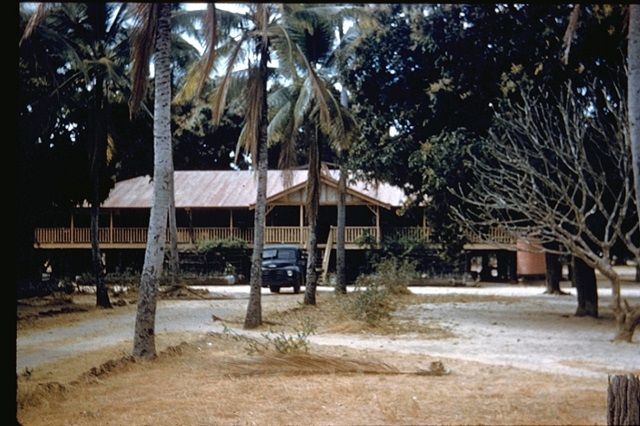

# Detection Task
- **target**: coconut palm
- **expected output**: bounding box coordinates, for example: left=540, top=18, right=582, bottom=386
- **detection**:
left=257, top=5, right=355, bottom=305
left=129, top=3, right=173, bottom=358
left=20, top=3, right=135, bottom=309
left=272, top=5, right=370, bottom=302
left=273, top=5, right=376, bottom=296
left=629, top=5, right=640, bottom=228
left=181, top=3, right=355, bottom=320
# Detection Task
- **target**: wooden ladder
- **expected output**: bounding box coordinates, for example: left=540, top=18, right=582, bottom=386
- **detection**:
left=321, top=227, right=334, bottom=283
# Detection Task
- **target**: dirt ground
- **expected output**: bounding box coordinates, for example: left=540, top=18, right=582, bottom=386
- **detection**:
left=16, top=278, right=640, bottom=425
left=18, top=333, right=609, bottom=426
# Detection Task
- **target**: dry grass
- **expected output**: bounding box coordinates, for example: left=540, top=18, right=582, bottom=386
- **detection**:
left=17, top=294, right=137, bottom=332
left=17, top=333, right=607, bottom=426
left=246, top=293, right=517, bottom=338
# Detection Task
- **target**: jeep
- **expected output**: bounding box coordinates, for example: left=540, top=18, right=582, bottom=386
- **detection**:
left=261, top=244, right=306, bottom=293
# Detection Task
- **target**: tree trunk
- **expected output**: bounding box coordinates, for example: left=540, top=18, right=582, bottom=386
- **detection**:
left=598, top=268, right=639, bottom=342
left=133, top=3, right=172, bottom=359
left=243, top=38, right=269, bottom=329
left=507, top=251, right=518, bottom=283
left=629, top=4, right=640, bottom=232
left=614, top=300, right=640, bottom=343
left=91, top=189, right=111, bottom=308
left=607, top=374, right=640, bottom=426
left=544, top=252, right=563, bottom=294
left=166, top=161, right=179, bottom=285
left=573, top=256, right=598, bottom=318
left=335, top=161, right=347, bottom=294
left=335, top=84, right=349, bottom=295
left=89, top=60, right=111, bottom=309
left=479, top=254, right=492, bottom=281
left=304, top=126, right=320, bottom=305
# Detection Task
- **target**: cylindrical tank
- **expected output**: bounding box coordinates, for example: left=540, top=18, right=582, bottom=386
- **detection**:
left=516, top=239, right=546, bottom=276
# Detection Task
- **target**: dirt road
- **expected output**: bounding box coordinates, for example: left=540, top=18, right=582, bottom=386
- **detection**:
left=17, top=283, right=640, bottom=378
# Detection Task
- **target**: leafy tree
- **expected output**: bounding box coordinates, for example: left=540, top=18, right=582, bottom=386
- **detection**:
left=20, top=3, right=136, bottom=307
left=343, top=4, right=627, bottom=266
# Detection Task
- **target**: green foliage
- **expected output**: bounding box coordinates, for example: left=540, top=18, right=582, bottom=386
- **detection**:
left=371, top=257, right=416, bottom=295
left=223, top=318, right=316, bottom=355
left=343, top=257, right=416, bottom=324
left=343, top=4, right=628, bottom=263
left=344, top=278, right=391, bottom=325
left=197, top=237, right=248, bottom=252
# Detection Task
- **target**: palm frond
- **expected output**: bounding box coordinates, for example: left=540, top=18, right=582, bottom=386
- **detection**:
left=192, top=4, right=218, bottom=98
left=561, top=4, right=581, bottom=65
left=210, top=32, right=249, bottom=125
left=237, top=65, right=264, bottom=161
left=129, top=3, right=159, bottom=117
left=20, top=3, right=50, bottom=46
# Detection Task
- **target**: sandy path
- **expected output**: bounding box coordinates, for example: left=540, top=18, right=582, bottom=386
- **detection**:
left=16, top=283, right=640, bottom=379
left=313, top=284, right=640, bottom=378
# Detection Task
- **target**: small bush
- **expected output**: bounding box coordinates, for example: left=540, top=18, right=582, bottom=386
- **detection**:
left=342, top=257, right=417, bottom=324
left=223, top=318, right=316, bottom=355
left=372, top=257, right=415, bottom=295
left=345, top=277, right=391, bottom=324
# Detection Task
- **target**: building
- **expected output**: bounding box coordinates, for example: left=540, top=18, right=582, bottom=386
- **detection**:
left=33, top=170, right=542, bottom=280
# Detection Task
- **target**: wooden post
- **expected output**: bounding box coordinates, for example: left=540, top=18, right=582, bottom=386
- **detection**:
left=299, top=204, right=304, bottom=245
left=229, top=209, right=234, bottom=238
left=321, top=227, right=334, bottom=283
left=422, top=208, right=426, bottom=240
left=607, top=374, right=640, bottom=426
left=188, top=208, right=194, bottom=244
left=375, top=205, right=380, bottom=245
left=70, top=213, right=74, bottom=243
left=109, top=211, right=113, bottom=243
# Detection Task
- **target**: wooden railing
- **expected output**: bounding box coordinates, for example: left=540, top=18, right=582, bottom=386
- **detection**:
left=34, top=225, right=516, bottom=247
left=264, top=227, right=309, bottom=244
left=384, top=227, right=433, bottom=242
left=342, top=226, right=378, bottom=244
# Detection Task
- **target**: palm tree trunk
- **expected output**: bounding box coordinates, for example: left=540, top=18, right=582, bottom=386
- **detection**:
left=133, top=3, right=172, bottom=358
left=85, top=3, right=112, bottom=309
left=629, top=4, right=640, bottom=229
left=336, top=162, right=347, bottom=294
left=244, top=37, right=270, bottom=329
left=90, top=72, right=111, bottom=309
left=335, top=86, right=349, bottom=295
left=166, top=163, right=179, bottom=284
left=304, top=126, right=320, bottom=305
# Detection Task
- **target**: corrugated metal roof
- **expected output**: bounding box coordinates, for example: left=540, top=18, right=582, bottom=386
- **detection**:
left=102, top=170, right=406, bottom=209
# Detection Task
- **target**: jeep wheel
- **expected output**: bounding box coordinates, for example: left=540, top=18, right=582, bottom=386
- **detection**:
left=269, top=285, right=280, bottom=293
left=293, top=276, right=302, bottom=294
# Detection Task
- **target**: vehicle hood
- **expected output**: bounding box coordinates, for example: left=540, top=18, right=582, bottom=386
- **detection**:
left=261, top=259, right=296, bottom=268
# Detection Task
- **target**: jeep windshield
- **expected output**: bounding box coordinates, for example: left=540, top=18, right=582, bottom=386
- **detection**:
left=262, top=249, right=296, bottom=260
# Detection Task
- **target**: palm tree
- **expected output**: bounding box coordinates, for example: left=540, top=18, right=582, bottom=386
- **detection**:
left=182, top=3, right=350, bottom=322
left=275, top=5, right=375, bottom=296
left=20, top=3, right=133, bottom=309
left=129, top=3, right=173, bottom=358
left=629, top=5, right=640, bottom=227
left=258, top=5, right=359, bottom=305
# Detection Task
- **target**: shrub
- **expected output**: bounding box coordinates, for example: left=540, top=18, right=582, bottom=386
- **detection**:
left=197, top=237, right=248, bottom=252
left=345, top=277, right=391, bottom=324
left=342, top=257, right=417, bottom=324
left=372, top=257, right=415, bottom=295
left=223, top=318, right=316, bottom=355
